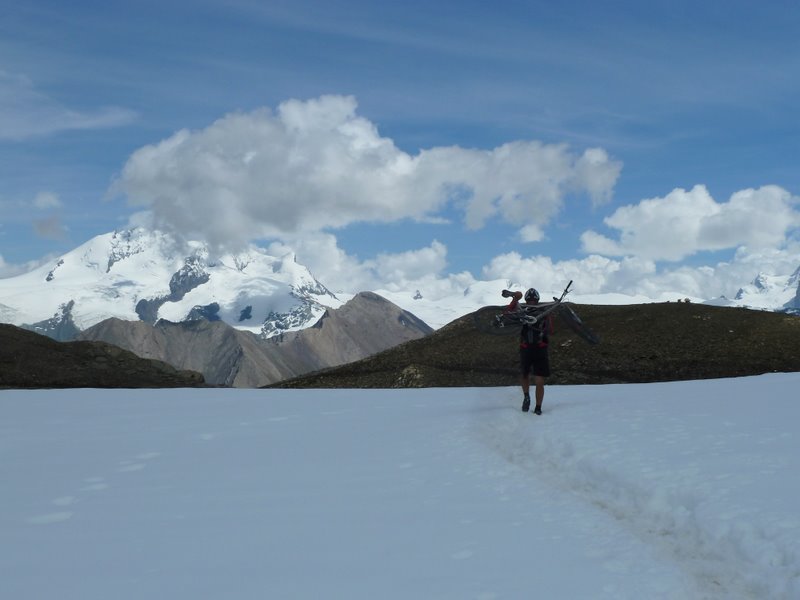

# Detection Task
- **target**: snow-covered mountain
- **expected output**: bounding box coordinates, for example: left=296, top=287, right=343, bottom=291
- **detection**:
left=706, top=266, right=800, bottom=313
left=0, top=228, right=342, bottom=339
left=2, top=227, right=798, bottom=337
left=386, top=267, right=800, bottom=329
left=374, top=281, right=708, bottom=330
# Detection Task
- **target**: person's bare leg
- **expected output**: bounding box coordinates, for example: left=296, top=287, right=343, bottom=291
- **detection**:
left=534, top=376, right=545, bottom=413
left=521, top=374, right=531, bottom=411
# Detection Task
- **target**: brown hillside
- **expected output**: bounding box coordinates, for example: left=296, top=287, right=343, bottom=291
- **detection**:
left=271, top=303, right=800, bottom=388
left=0, top=324, right=206, bottom=389
left=78, top=292, right=432, bottom=387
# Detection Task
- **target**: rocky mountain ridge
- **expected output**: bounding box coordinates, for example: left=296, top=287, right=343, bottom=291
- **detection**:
left=79, top=292, right=433, bottom=387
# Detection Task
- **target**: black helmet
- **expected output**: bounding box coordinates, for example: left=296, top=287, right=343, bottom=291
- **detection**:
left=524, top=288, right=540, bottom=304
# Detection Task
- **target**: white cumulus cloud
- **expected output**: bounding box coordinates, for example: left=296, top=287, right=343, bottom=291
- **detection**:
left=266, top=233, right=450, bottom=294
left=366, top=241, right=449, bottom=284
left=481, top=240, right=800, bottom=303
left=482, top=252, right=635, bottom=294
left=581, top=184, right=800, bottom=261
left=113, top=95, right=621, bottom=250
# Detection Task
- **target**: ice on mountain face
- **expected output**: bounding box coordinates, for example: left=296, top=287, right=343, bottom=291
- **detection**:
left=272, top=252, right=297, bottom=275
left=0, top=302, right=20, bottom=322
left=107, top=229, right=163, bottom=273
left=233, top=255, right=250, bottom=272
left=0, top=227, right=342, bottom=337
left=153, top=249, right=336, bottom=336
left=226, top=252, right=340, bottom=337
left=267, top=251, right=338, bottom=300
left=729, top=269, right=800, bottom=312
left=786, top=266, right=800, bottom=311
left=136, top=252, right=213, bottom=323
left=22, top=300, right=80, bottom=341
left=789, top=266, right=800, bottom=287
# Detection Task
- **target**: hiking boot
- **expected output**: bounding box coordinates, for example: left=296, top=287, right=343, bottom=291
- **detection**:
left=522, top=396, right=530, bottom=412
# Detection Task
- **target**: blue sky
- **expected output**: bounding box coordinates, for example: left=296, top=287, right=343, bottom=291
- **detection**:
left=1, top=0, right=799, bottom=298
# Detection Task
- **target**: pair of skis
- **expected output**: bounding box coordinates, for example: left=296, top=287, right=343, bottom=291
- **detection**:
left=473, top=280, right=599, bottom=345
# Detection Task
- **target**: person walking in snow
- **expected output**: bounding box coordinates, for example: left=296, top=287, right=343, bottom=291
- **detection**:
left=501, top=287, right=553, bottom=414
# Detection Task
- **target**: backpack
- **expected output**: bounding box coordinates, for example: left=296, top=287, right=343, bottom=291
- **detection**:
left=521, top=315, right=551, bottom=348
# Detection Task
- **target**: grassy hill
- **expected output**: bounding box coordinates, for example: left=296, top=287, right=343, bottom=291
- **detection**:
left=271, top=302, right=800, bottom=388
left=0, top=324, right=206, bottom=388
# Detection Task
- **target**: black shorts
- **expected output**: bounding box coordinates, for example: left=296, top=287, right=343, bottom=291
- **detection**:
left=520, top=345, right=550, bottom=378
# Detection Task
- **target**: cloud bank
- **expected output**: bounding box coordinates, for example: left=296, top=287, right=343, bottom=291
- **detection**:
left=260, top=233, right=800, bottom=307
left=113, top=95, right=621, bottom=250
left=108, top=95, right=798, bottom=304
left=582, top=185, right=800, bottom=261
left=483, top=241, right=800, bottom=302
left=272, top=195, right=799, bottom=304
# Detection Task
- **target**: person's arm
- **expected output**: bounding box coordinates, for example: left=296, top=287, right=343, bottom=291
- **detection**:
left=501, top=289, right=523, bottom=312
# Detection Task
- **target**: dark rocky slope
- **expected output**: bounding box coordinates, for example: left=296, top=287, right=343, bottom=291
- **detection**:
left=272, top=303, right=800, bottom=388
left=0, top=324, right=205, bottom=388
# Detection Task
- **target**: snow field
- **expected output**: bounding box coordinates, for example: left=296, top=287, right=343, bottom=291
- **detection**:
left=1, top=374, right=799, bottom=599
left=471, top=378, right=800, bottom=599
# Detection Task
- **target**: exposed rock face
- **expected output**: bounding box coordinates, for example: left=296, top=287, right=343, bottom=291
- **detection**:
left=136, top=254, right=212, bottom=324
left=79, top=292, right=433, bottom=387
left=79, top=319, right=283, bottom=387
left=0, top=324, right=205, bottom=389
left=21, top=300, right=81, bottom=341
left=261, top=300, right=318, bottom=337
left=284, top=291, right=433, bottom=365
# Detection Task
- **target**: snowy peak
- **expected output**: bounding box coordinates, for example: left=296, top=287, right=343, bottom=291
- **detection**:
left=107, top=228, right=161, bottom=272
left=268, top=251, right=335, bottom=298
left=789, top=265, right=800, bottom=287
left=788, top=266, right=800, bottom=310
left=0, top=228, right=342, bottom=338
left=732, top=268, right=800, bottom=311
